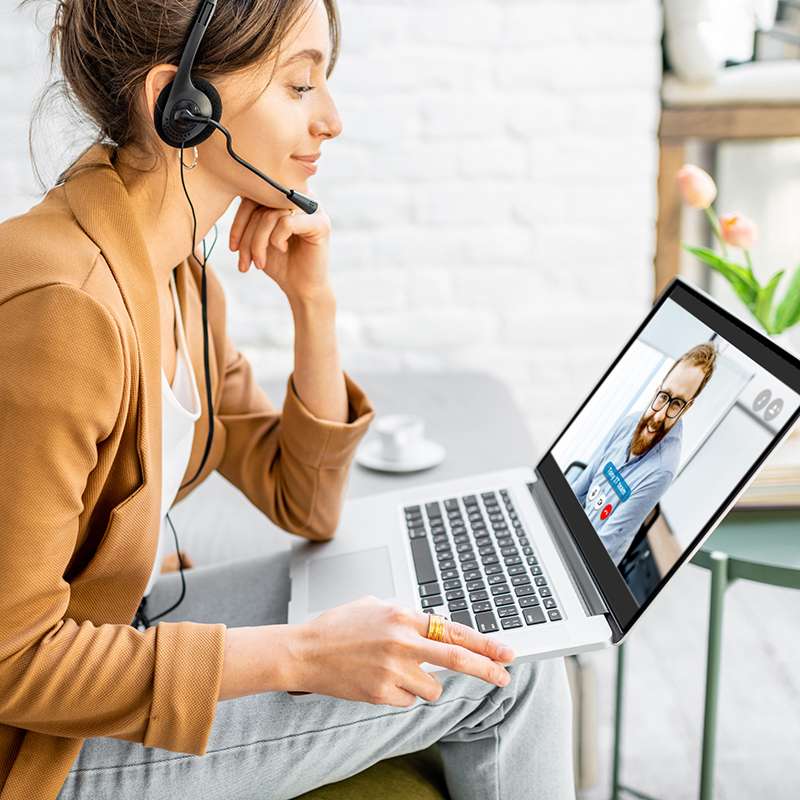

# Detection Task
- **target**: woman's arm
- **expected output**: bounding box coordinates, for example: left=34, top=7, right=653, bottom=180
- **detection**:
left=288, top=288, right=349, bottom=425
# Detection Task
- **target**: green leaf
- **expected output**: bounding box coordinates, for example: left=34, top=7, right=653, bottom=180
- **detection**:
left=754, top=270, right=785, bottom=334
left=683, top=245, right=760, bottom=310
left=774, top=264, right=800, bottom=333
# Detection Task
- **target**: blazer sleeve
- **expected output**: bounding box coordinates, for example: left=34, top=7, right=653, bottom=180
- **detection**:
left=0, top=284, right=225, bottom=755
left=213, top=319, right=376, bottom=541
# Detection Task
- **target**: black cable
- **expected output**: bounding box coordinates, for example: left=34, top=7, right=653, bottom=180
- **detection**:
left=132, top=144, right=219, bottom=630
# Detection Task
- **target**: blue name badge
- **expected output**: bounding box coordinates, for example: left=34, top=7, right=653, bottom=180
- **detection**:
left=603, top=462, right=631, bottom=502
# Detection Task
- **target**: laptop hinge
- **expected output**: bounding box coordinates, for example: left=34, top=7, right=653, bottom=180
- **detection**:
left=527, top=480, right=610, bottom=619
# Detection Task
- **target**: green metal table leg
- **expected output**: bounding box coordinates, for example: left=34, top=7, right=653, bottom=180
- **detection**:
left=611, top=641, right=626, bottom=800
left=700, top=551, right=729, bottom=800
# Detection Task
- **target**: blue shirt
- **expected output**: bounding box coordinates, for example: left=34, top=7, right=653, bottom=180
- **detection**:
left=568, top=412, right=683, bottom=566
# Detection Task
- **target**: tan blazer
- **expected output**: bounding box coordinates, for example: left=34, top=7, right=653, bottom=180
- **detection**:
left=0, top=143, right=375, bottom=799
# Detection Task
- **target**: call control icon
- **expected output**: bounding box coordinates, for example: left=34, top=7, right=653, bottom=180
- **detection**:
left=753, top=389, right=772, bottom=413
left=765, top=397, right=784, bottom=422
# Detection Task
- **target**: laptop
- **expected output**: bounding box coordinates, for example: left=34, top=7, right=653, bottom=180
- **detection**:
left=288, top=277, right=800, bottom=671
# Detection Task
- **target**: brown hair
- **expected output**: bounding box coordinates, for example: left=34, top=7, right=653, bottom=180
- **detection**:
left=665, top=342, right=718, bottom=400
left=17, top=0, right=341, bottom=191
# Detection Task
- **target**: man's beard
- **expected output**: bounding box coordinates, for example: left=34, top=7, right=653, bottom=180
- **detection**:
left=630, top=413, right=669, bottom=456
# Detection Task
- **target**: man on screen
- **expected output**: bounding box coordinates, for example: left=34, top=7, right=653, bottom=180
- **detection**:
left=569, top=343, right=717, bottom=566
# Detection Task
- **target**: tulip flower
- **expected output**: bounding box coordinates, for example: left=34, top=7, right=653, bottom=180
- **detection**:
left=720, top=213, right=758, bottom=250
left=676, top=164, right=717, bottom=209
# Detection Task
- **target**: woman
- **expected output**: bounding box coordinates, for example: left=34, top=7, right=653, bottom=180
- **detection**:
left=0, top=1, right=576, bottom=798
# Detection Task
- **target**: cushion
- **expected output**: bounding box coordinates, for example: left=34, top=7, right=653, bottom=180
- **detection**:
left=292, top=744, right=449, bottom=800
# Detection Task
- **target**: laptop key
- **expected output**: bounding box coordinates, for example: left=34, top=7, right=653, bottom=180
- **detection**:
left=461, top=560, right=478, bottom=572
left=404, top=505, right=422, bottom=515
left=498, top=606, right=519, bottom=618
left=508, top=564, right=526, bottom=576
left=450, top=610, right=473, bottom=629
left=437, top=550, right=454, bottom=563
left=448, top=599, right=468, bottom=612
left=475, top=611, right=499, bottom=633
left=463, top=569, right=481, bottom=581
left=534, top=576, right=548, bottom=587
left=519, top=595, right=540, bottom=607
left=485, top=563, right=504, bottom=575
left=501, top=616, right=523, bottom=630
left=466, top=580, right=485, bottom=592
left=407, top=528, right=426, bottom=539
left=469, top=590, right=489, bottom=602
left=444, top=498, right=459, bottom=511
left=494, top=594, right=515, bottom=607
left=421, top=595, right=443, bottom=609
left=530, top=566, right=542, bottom=576
left=500, top=546, right=518, bottom=557
left=515, top=584, right=536, bottom=597
left=526, top=555, right=538, bottom=565
left=488, top=573, right=507, bottom=586
left=446, top=588, right=465, bottom=601
left=504, top=556, right=522, bottom=566
left=439, top=559, right=456, bottom=571
left=511, top=574, right=532, bottom=586
left=419, top=581, right=442, bottom=597
left=543, top=598, right=557, bottom=609
left=472, top=600, right=492, bottom=613
left=539, top=587, right=552, bottom=597
left=481, top=554, right=499, bottom=565
left=548, top=609, right=563, bottom=621
left=410, top=537, right=437, bottom=584
left=426, top=502, right=442, bottom=518
left=443, top=579, right=462, bottom=591
left=490, top=583, right=510, bottom=596
left=523, top=607, right=546, bottom=625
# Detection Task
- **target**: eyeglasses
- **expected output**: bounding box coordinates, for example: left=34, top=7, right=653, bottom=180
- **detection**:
left=651, top=390, right=688, bottom=419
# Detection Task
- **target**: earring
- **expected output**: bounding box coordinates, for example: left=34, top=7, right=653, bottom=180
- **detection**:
left=180, top=146, right=199, bottom=170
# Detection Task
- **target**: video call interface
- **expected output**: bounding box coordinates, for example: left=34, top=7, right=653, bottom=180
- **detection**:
left=552, top=298, right=800, bottom=606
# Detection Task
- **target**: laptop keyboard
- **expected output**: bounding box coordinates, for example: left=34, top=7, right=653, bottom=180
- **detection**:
left=405, top=489, right=563, bottom=633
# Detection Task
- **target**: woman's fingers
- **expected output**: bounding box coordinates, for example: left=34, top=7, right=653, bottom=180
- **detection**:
left=230, top=197, right=259, bottom=251
left=399, top=667, right=444, bottom=704
left=235, top=206, right=263, bottom=272
left=250, top=209, right=294, bottom=269
left=410, top=612, right=514, bottom=686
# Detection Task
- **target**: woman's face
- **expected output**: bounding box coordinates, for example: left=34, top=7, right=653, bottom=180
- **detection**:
left=202, top=0, right=342, bottom=208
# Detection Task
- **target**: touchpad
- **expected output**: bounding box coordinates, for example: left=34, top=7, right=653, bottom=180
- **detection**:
left=308, top=547, right=396, bottom=612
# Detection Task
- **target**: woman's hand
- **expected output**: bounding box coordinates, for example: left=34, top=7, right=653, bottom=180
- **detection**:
left=287, top=596, right=516, bottom=707
left=160, top=550, right=194, bottom=573
left=229, top=196, right=333, bottom=304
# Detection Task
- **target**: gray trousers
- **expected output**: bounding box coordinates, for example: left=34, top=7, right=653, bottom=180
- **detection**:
left=57, top=549, right=576, bottom=800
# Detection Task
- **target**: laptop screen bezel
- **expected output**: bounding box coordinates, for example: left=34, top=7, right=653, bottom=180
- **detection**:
left=535, top=277, right=800, bottom=635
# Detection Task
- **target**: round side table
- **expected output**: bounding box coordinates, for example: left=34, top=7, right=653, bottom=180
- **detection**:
left=610, top=508, right=800, bottom=800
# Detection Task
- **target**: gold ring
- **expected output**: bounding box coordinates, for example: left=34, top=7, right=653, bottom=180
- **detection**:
left=426, top=613, right=446, bottom=642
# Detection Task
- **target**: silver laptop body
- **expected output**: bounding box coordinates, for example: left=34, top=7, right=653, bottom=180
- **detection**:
left=288, top=278, right=800, bottom=673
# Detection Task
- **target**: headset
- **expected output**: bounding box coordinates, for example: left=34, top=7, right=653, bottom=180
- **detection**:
left=132, top=0, right=317, bottom=631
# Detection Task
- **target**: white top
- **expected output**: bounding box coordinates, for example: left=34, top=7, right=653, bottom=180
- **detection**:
left=142, top=271, right=201, bottom=598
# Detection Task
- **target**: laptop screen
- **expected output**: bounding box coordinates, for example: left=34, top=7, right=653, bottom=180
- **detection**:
left=538, top=280, right=800, bottom=635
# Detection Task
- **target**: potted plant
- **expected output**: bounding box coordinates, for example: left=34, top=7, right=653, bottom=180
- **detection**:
left=677, top=164, right=800, bottom=345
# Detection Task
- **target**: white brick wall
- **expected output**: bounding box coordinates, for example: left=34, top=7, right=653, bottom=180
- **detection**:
left=1, top=0, right=662, bottom=451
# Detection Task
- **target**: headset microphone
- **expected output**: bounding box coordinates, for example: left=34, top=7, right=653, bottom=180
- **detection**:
left=175, top=110, right=319, bottom=214
left=133, top=0, right=317, bottom=631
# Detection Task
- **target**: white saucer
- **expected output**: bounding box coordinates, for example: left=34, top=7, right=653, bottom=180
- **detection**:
left=355, top=438, right=446, bottom=473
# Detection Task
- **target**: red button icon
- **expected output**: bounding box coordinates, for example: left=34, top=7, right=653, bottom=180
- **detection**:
left=600, top=504, right=614, bottom=521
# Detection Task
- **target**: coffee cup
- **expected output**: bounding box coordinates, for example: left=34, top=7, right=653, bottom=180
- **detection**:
left=374, top=414, right=425, bottom=462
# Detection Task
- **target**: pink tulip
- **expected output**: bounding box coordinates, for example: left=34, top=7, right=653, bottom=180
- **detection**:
left=720, top=213, right=758, bottom=249
left=677, top=164, right=717, bottom=209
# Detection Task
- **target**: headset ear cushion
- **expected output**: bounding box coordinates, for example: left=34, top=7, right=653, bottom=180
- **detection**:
left=153, top=77, right=223, bottom=149
left=183, top=77, right=222, bottom=147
